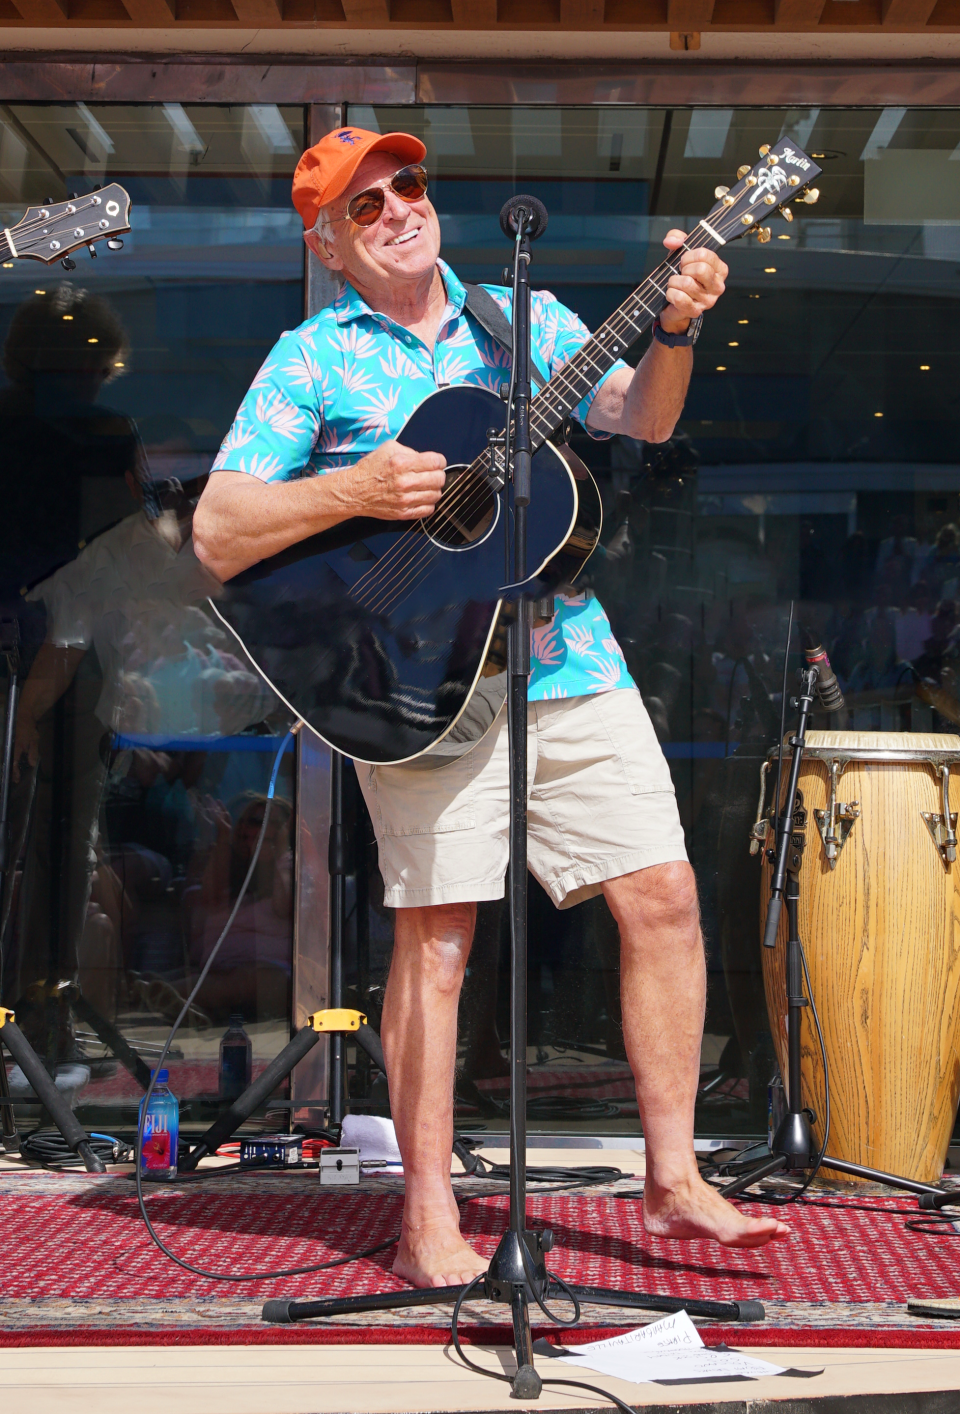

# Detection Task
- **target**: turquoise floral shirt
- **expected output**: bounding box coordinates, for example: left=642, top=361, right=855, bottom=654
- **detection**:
left=213, top=259, right=637, bottom=701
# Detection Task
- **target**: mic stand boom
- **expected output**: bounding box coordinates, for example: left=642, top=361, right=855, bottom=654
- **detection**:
left=721, top=664, right=945, bottom=1202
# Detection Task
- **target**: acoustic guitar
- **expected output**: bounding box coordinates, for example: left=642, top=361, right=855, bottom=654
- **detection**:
left=210, top=141, right=821, bottom=766
left=1, top=185, right=131, bottom=266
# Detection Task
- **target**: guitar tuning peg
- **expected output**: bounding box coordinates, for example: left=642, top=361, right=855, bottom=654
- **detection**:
left=92, top=184, right=102, bottom=192
left=759, top=144, right=771, bottom=157
left=106, top=238, right=124, bottom=251
left=43, top=196, right=52, bottom=204
left=756, top=226, right=772, bottom=243
left=68, top=191, right=78, bottom=199
left=782, top=206, right=794, bottom=222
left=801, top=187, right=820, bottom=205
left=714, top=185, right=730, bottom=200
left=60, top=256, right=76, bottom=271
left=87, top=244, right=97, bottom=258
left=737, top=165, right=751, bottom=179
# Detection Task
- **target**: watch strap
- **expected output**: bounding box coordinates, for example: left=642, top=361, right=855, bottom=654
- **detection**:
left=653, top=315, right=703, bottom=348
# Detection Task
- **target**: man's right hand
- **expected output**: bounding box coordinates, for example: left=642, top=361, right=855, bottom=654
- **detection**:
left=342, top=441, right=446, bottom=522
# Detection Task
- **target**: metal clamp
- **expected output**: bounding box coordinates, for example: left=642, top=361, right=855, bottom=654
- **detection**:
left=922, top=762, right=958, bottom=867
left=813, top=758, right=860, bottom=869
left=749, top=760, right=771, bottom=855
left=309, top=1008, right=365, bottom=1033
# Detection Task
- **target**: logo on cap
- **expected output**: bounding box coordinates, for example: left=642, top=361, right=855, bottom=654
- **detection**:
left=336, top=130, right=359, bottom=145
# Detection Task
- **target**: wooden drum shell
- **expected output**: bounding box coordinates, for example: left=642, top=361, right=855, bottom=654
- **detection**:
left=761, top=731, right=960, bottom=1184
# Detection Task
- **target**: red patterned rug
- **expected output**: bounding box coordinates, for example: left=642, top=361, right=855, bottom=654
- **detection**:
left=3, top=1168, right=960, bottom=1348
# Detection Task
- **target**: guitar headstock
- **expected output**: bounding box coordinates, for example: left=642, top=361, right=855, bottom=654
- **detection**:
left=3, top=183, right=131, bottom=264
left=702, top=141, right=822, bottom=247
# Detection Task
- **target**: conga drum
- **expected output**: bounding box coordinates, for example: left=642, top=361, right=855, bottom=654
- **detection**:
left=760, top=731, right=960, bottom=1184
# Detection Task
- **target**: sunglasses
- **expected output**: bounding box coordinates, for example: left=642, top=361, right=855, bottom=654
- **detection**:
left=329, top=165, right=429, bottom=229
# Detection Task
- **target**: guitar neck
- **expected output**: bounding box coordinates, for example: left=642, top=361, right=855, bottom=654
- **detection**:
left=529, top=219, right=724, bottom=448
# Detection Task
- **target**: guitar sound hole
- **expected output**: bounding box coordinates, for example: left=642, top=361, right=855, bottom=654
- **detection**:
left=423, top=464, right=498, bottom=550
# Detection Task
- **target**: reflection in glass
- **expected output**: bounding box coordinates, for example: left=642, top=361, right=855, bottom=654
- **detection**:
left=0, top=104, right=303, bottom=1131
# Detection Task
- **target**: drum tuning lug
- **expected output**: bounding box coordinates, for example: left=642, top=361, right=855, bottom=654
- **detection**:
left=922, top=764, right=958, bottom=867
left=815, top=759, right=859, bottom=867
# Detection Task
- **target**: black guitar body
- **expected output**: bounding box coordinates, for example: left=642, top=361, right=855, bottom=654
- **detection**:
left=210, top=386, right=601, bottom=765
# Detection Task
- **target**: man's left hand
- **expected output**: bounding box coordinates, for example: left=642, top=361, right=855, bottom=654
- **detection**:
left=658, top=230, right=728, bottom=334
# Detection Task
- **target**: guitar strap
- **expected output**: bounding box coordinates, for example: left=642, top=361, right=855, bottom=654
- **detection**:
left=462, top=282, right=553, bottom=396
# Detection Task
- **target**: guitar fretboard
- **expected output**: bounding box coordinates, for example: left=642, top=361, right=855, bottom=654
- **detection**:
left=529, top=219, right=722, bottom=447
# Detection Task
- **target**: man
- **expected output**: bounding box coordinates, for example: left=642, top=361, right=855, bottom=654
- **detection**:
left=194, top=125, right=788, bottom=1288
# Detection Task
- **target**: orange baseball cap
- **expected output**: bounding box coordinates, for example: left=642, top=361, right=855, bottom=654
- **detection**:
left=291, top=126, right=427, bottom=230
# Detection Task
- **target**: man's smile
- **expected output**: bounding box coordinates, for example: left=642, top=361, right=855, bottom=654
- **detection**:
left=387, top=228, right=420, bottom=247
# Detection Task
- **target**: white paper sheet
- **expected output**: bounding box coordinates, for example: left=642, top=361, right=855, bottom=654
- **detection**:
left=554, top=1310, right=792, bottom=1385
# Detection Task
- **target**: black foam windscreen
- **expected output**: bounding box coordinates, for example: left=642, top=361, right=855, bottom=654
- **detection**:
left=499, top=194, right=549, bottom=241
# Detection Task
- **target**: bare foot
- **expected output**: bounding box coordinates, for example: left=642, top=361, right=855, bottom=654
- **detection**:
left=393, top=1219, right=489, bottom=1289
left=643, top=1173, right=789, bottom=1248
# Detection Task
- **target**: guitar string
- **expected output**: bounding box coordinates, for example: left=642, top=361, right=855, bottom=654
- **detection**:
left=353, top=208, right=754, bottom=619
left=353, top=213, right=749, bottom=621
left=353, top=243, right=721, bottom=619
left=333, top=207, right=750, bottom=609
left=346, top=242, right=695, bottom=613
left=336, top=200, right=761, bottom=617
left=341, top=239, right=696, bottom=607
left=352, top=233, right=724, bottom=617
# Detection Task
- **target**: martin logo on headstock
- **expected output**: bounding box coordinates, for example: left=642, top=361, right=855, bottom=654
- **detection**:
left=1, top=183, right=132, bottom=268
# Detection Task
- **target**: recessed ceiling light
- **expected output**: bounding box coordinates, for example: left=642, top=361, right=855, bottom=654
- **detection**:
left=764, top=267, right=777, bottom=274
left=738, top=319, right=748, bottom=324
left=716, top=365, right=727, bottom=371
left=777, top=234, right=791, bottom=240
left=920, top=364, right=931, bottom=371
left=874, top=412, right=883, bottom=418
left=88, top=337, right=98, bottom=344
left=114, top=361, right=125, bottom=368
left=34, top=287, right=44, bottom=293
left=749, top=294, right=761, bottom=299
left=728, top=341, right=739, bottom=347
left=62, top=314, right=73, bottom=321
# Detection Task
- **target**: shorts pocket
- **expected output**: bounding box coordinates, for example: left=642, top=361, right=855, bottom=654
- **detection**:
left=588, top=688, right=675, bottom=797
left=365, top=755, right=477, bottom=838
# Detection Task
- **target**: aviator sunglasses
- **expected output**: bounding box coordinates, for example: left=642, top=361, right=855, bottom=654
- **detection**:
left=328, top=165, right=429, bottom=229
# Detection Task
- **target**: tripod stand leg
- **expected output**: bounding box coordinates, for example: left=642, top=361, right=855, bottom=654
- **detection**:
left=720, top=1152, right=788, bottom=1198
left=510, top=1285, right=542, bottom=1399
left=70, top=989, right=152, bottom=1091
left=0, top=1034, right=19, bottom=1149
left=0, top=1017, right=105, bottom=1171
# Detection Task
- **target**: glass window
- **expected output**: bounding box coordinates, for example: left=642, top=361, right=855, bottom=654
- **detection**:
left=0, top=104, right=303, bottom=1132
left=339, top=104, right=960, bottom=1142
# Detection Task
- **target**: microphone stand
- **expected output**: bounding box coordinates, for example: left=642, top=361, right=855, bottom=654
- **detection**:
left=720, top=663, right=945, bottom=1202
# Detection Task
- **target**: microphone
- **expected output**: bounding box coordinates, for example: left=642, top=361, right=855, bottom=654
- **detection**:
left=499, top=194, right=548, bottom=241
left=800, top=628, right=845, bottom=713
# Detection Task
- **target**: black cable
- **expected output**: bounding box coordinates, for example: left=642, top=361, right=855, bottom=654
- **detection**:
left=21, top=1129, right=132, bottom=1169
left=130, top=730, right=370, bottom=1284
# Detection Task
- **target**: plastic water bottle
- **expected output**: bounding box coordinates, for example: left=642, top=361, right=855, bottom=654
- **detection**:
left=219, top=1013, right=252, bottom=1102
left=139, top=1069, right=179, bottom=1181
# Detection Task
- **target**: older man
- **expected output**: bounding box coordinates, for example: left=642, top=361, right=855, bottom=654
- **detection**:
left=194, top=125, right=788, bottom=1289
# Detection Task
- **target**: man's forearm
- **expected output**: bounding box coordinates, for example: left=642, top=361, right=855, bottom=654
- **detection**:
left=587, top=342, right=693, bottom=444
left=193, top=470, right=354, bottom=583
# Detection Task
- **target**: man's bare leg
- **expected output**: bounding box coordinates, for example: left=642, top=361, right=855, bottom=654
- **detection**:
left=382, top=901, right=490, bottom=1288
left=604, top=862, right=789, bottom=1248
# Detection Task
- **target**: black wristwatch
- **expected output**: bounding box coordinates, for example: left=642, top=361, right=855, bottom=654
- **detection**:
left=652, top=315, right=703, bottom=349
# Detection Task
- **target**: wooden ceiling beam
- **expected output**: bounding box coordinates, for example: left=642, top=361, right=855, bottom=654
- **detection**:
left=229, top=0, right=283, bottom=17
left=560, top=0, right=605, bottom=21
left=451, top=0, right=497, bottom=19
left=119, top=0, right=176, bottom=20
left=667, top=0, right=716, bottom=25
left=8, top=0, right=68, bottom=20
left=882, top=0, right=938, bottom=21
left=340, top=0, right=390, bottom=18
left=774, top=0, right=827, bottom=21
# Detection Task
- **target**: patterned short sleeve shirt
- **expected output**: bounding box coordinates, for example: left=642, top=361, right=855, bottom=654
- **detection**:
left=213, top=259, right=637, bottom=702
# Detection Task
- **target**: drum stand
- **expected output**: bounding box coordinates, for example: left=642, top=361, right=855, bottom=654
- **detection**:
left=721, top=664, right=945, bottom=1202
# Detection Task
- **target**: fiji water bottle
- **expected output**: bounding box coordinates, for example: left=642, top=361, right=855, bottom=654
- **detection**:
left=139, top=1069, right=179, bottom=1181
left=219, top=1013, right=252, bottom=1102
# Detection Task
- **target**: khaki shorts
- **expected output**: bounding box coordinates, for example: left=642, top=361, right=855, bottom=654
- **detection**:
left=355, top=687, right=688, bottom=911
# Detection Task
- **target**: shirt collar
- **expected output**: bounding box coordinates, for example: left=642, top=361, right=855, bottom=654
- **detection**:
left=334, top=259, right=465, bottom=328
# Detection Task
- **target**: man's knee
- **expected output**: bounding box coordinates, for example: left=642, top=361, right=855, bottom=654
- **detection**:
left=609, top=861, right=701, bottom=940
left=396, top=901, right=477, bottom=994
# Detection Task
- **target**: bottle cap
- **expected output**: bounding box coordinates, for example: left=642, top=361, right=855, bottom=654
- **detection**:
left=151, top=1068, right=169, bottom=1083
